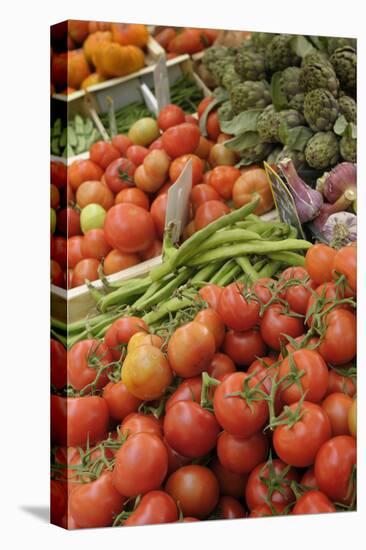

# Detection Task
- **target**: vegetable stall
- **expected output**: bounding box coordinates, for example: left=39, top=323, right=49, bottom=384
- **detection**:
left=50, top=21, right=357, bottom=530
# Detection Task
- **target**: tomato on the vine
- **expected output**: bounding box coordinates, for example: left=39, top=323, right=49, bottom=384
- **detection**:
left=279, top=349, right=329, bottom=404
left=217, top=430, right=268, bottom=474
left=218, top=282, right=260, bottom=332
left=124, top=491, right=178, bottom=526
left=260, top=304, right=304, bottom=351
left=292, top=490, right=336, bottom=515
left=167, top=321, right=215, bottom=377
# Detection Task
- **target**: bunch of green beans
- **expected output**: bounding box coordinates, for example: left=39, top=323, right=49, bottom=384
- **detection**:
left=51, top=198, right=312, bottom=348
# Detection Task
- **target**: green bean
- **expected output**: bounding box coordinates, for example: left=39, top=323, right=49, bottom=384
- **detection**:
left=258, top=260, right=282, bottom=278
left=98, top=277, right=152, bottom=312
left=209, top=260, right=236, bottom=285
left=218, top=263, right=242, bottom=286
left=191, top=262, right=222, bottom=285
left=134, top=268, right=194, bottom=312
left=186, top=239, right=312, bottom=267
left=51, top=317, right=67, bottom=332
left=267, top=251, right=306, bottom=267
left=66, top=311, right=118, bottom=334
left=235, top=257, right=260, bottom=282
left=252, top=258, right=267, bottom=272
left=288, top=226, right=299, bottom=238
left=107, top=276, right=151, bottom=289
left=142, top=297, right=192, bottom=326
left=132, top=279, right=167, bottom=310
left=193, top=228, right=262, bottom=256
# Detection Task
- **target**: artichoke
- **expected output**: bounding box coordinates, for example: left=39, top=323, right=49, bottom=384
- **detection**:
left=305, top=131, right=339, bottom=169
left=230, top=80, right=271, bottom=114
left=301, top=52, right=332, bottom=67
left=265, top=34, right=301, bottom=72
left=280, top=66, right=303, bottom=100
left=257, top=106, right=281, bottom=143
left=327, top=37, right=357, bottom=55
left=221, top=65, right=242, bottom=92
left=330, top=47, right=356, bottom=93
left=338, top=95, right=357, bottom=123
left=218, top=101, right=235, bottom=123
left=250, top=32, right=278, bottom=51
left=234, top=49, right=267, bottom=81
left=276, top=146, right=307, bottom=170
left=202, top=46, right=229, bottom=69
left=289, top=93, right=305, bottom=113
left=340, top=135, right=357, bottom=162
left=304, top=89, right=339, bottom=131
left=237, top=142, right=273, bottom=165
left=300, top=62, right=339, bottom=97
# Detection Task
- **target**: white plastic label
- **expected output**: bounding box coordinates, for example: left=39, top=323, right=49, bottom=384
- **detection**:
left=154, top=55, right=171, bottom=113
left=166, top=159, right=193, bottom=243
left=140, top=83, right=158, bottom=116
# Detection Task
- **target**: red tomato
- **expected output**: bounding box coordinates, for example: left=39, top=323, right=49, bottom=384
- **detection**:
left=104, top=157, right=136, bottom=193
left=103, top=381, right=142, bottom=421
left=280, top=266, right=317, bottom=315
left=252, top=277, right=276, bottom=305
left=51, top=395, right=109, bottom=447
left=51, top=184, right=60, bottom=209
left=322, top=392, right=353, bottom=436
left=314, top=435, right=356, bottom=502
left=161, top=123, right=200, bottom=158
left=112, top=433, right=168, bottom=497
left=111, top=134, right=133, bottom=156
left=292, top=490, right=336, bottom=515
left=224, top=329, right=267, bottom=367
left=217, top=430, right=268, bottom=474
left=194, top=136, right=213, bottom=159
left=195, top=200, right=230, bottom=230
left=191, top=184, right=222, bottom=212
left=185, top=114, right=199, bottom=126
left=165, top=465, right=219, bottom=519
left=198, top=284, right=223, bottom=311
left=301, top=467, right=318, bottom=489
left=260, top=304, right=304, bottom=351
left=194, top=308, right=225, bottom=350
left=72, top=258, right=100, bottom=287
left=166, top=376, right=202, bottom=411
left=57, top=207, right=81, bottom=237
left=89, top=141, right=120, bottom=170
left=103, top=249, right=140, bottom=275
left=249, top=502, right=286, bottom=518
left=104, top=316, right=148, bottom=360
left=326, top=369, right=356, bottom=397
left=51, top=161, right=67, bottom=190
left=50, top=480, right=67, bottom=525
left=68, top=159, right=103, bottom=191
left=150, top=193, right=168, bottom=239
left=218, top=282, right=260, bottom=331
left=51, top=236, right=67, bottom=268
left=120, top=412, right=163, bottom=439
left=104, top=203, right=155, bottom=253
left=206, top=111, right=221, bottom=141
left=126, top=145, right=149, bottom=166
left=213, top=372, right=268, bottom=438
left=318, top=309, right=356, bottom=365
left=81, top=228, right=111, bottom=260
left=273, top=401, right=331, bottom=467
left=164, top=401, right=220, bottom=458
left=149, top=138, right=164, bottom=151
left=69, top=472, right=125, bottom=528
left=332, top=245, right=356, bottom=293
left=197, top=96, right=213, bottom=118
left=67, top=236, right=84, bottom=268
left=169, top=154, right=203, bottom=186
left=158, top=104, right=185, bottom=131
left=206, top=353, right=236, bottom=379
left=51, top=260, right=65, bottom=288
left=67, top=339, right=113, bottom=393
left=245, top=459, right=299, bottom=511
left=305, top=244, right=337, bottom=285
left=217, top=496, right=246, bottom=519
left=51, top=339, right=67, bottom=389
left=305, top=281, right=348, bottom=327
left=140, top=239, right=162, bottom=260
left=115, top=187, right=149, bottom=210
left=124, top=491, right=178, bottom=526
left=208, top=166, right=240, bottom=200
left=279, top=349, right=329, bottom=404
left=210, top=458, right=248, bottom=499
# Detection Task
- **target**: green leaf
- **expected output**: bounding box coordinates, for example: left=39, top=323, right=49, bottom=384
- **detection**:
left=271, top=72, right=288, bottom=111
left=199, top=88, right=228, bottom=137
left=307, top=35, right=329, bottom=52
left=290, top=35, right=317, bottom=58
left=278, top=119, right=289, bottom=145
left=333, top=115, right=348, bottom=136
left=224, top=131, right=260, bottom=152
left=345, top=122, right=357, bottom=139
left=220, top=109, right=263, bottom=136
left=284, top=126, right=313, bottom=151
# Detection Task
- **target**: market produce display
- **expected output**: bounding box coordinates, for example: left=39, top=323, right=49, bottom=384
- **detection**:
left=50, top=24, right=357, bottom=531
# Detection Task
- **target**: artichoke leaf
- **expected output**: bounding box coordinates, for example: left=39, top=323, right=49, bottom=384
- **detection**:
left=271, top=72, right=288, bottom=111
left=290, top=35, right=317, bottom=58
left=220, top=109, right=263, bottom=136
left=333, top=115, right=348, bottom=136
left=282, top=126, right=313, bottom=152
left=345, top=122, right=357, bottom=139
left=307, top=36, right=329, bottom=52
left=224, top=131, right=260, bottom=152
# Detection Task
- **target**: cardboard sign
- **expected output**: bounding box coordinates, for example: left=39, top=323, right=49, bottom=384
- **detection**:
left=165, top=159, right=193, bottom=243
left=83, top=92, right=110, bottom=142
left=154, top=54, right=171, bottom=113
left=140, top=82, right=158, bottom=116
left=263, top=161, right=305, bottom=239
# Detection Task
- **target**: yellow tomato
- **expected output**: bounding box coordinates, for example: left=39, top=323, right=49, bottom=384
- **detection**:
left=127, top=331, right=164, bottom=354
left=348, top=398, right=357, bottom=437
left=122, top=344, right=172, bottom=400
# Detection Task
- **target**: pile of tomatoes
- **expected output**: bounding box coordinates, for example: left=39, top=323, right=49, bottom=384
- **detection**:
left=50, top=241, right=356, bottom=529
left=50, top=98, right=274, bottom=290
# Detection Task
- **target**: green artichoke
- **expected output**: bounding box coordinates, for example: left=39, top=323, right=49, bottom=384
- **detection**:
left=202, top=46, right=229, bottom=69
left=289, top=93, right=305, bottom=113
left=230, top=80, right=271, bottom=114
left=234, top=49, right=267, bottom=81
left=265, top=34, right=301, bottom=72
left=250, top=32, right=278, bottom=51
left=257, top=106, right=281, bottom=143
left=280, top=66, right=303, bottom=100
left=221, top=65, right=241, bottom=92
left=304, top=89, right=339, bottom=131
left=327, top=37, right=357, bottom=55
left=209, top=57, right=236, bottom=86
left=301, top=52, right=332, bottom=67
left=276, top=146, right=307, bottom=170
left=338, top=95, right=357, bottom=123
left=237, top=142, right=273, bottom=165
left=300, top=62, right=339, bottom=97
left=305, top=131, right=339, bottom=169
left=330, top=47, right=356, bottom=93
left=217, top=101, right=235, bottom=123
left=340, top=135, right=357, bottom=162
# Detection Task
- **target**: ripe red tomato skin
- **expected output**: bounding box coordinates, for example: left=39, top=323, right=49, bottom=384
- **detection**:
left=206, top=353, right=236, bottom=378
left=169, top=154, right=203, bottom=187
left=195, top=200, right=230, bottom=230
left=124, top=491, right=178, bottom=526
left=326, top=369, right=356, bottom=398
left=301, top=467, right=318, bottom=489
left=89, top=141, right=120, bottom=170
left=120, top=412, right=163, bottom=439
left=104, top=203, right=155, bottom=254
left=210, top=458, right=248, bottom=499
left=322, top=392, right=352, bottom=436
left=57, top=207, right=81, bottom=237
left=318, top=309, right=356, bottom=365
left=217, top=496, right=246, bottom=519
left=164, top=401, right=220, bottom=458
left=157, top=104, right=185, bottom=131
left=332, top=245, right=356, bottom=293
left=224, top=329, right=267, bottom=367
left=113, top=432, right=168, bottom=497
left=191, top=184, right=222, bottom=212
left=150, top=193, right=168, bottom=239
left=102, top=381, right=142, bottom=421
left=208, top=165, right=240, bottom=200
left=249, top=502, right=286, bottom=518
left=260, top=304, right=304, bottom=351
left=166, top=376, right=202, bottom=410
left=198, top=284, right=223, bottom=311
left=51, top=339, right=67, bottom=389
left=217, top=430, right=268, bottom=474
left=69, top=472, right=125, bottom=528
left=252, top=277, right=276, bottom=305
left=213, top=372, right=268, bottom=438
left=104, top=157, right=136, bottom=194
left=218, top=282, right=260, bottom=332
left=161, top=123, right=200, bottom=158
left=305, top=243, right=337, bottom=285
left=314, top=435, right=356, bottom=503
left=67, top=339, right=113, bottom=392
left=292, top=490, right=336, bottom=515
left=104, top=316, right=148, bottom=360
left=194, top=308, right=225, bottom=350
left=50, top=480, right=67, bottom=525
left=51, top=236, right=67, bottom=268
